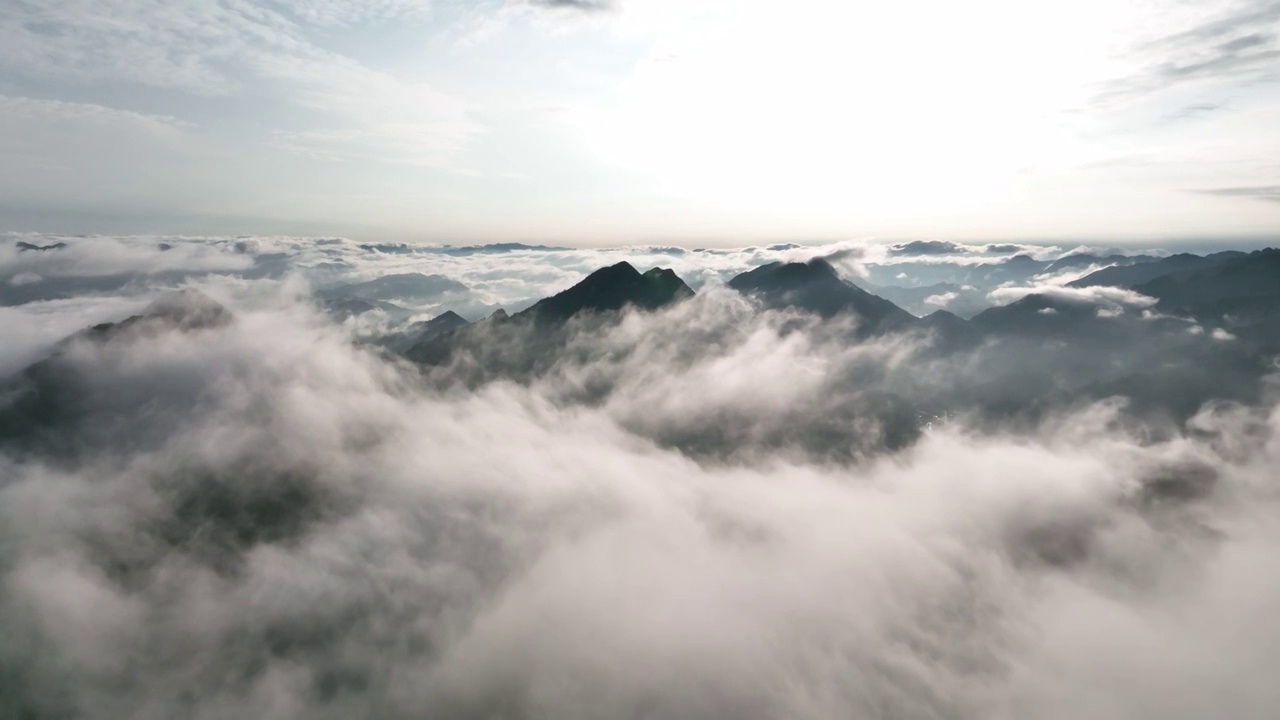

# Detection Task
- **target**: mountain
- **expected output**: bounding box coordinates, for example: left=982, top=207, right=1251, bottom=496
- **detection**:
left=868, top=282, right=990, bottom=318
left=1135, top=249, right=1280, bottom=314
left=321, top=296, right=413, bottom=321
left=1044, top=253, right=1156, bottom=274
left=404, top=263, right=693, bottom=365
left=962, top=254, right=1053, bottom=288
left=515, top=262, right=693, bottom=324
left=434, top=243, right=571, bottom=256
left=1061, top=249, right=1280, bottom=350
left=970, top=293, right=1119, bottom=336
left=862, top=253, right=1052, bottom=293
left=16, top=240, right=68, bottom=251
left=381, top=311, right=471, bottom=354
left=919, top=309, right=967, bottom=329
left=418, top=310, right=470, bottom=334
left=1134, top=249, right=1280, bottom=354
left=728, top=259, right=914, bottom=334
left=86, top=288, right=233, bottom=339
left=0, top=289, right=233, bottom=454
left=318, top=273, right=467, bottom=304
left=1068, top=251, right=1245, bottom=289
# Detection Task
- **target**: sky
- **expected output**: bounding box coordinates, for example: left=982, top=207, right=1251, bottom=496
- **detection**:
left=1, top=0, right=1279, bottom=246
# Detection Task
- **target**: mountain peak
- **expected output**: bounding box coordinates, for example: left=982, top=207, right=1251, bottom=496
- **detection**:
left=432, top=310, right=468, bottom=324
left=516, top=263, right=693, bottom=323
left=598, top=261, right=643, bottom=278
left=74, top=288, right=232, bottom=344
left=140, top=288, right=232, bottom=329
left=728, top=259, right=911, bottom=333
left=921, top=309, right=964, bottom=324
left=738, top=258, right=840, bottom=284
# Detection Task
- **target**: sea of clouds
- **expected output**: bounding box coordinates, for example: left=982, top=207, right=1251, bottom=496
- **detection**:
left=1, top=232, right=1277, bottom=719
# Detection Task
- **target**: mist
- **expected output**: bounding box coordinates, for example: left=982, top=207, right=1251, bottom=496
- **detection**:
left=3, top=238, right=1280, bottom=718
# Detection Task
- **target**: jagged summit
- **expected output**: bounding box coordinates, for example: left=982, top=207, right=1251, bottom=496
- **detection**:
left=516, top=261, right=694, bottom=323
left=403, top=263, right=695, bottom=365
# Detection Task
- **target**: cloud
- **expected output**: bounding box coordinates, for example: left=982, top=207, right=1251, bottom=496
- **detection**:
left=1, top=234, right=252, bottom=283
left=1166, top=101, right=1228, bottom=122
left=0, top=94, right=189, bottom=135
left=1095, top=0, right=1280, bottom=105
left=774, top=240, right=875, bottom=279
left=984, top=243, right=1034, bottom=253
left=987, top=283, right=1159, bottom=308
left=528, top=0, right=616, bottom=11
left=891, top=240, right=964, bottom=256
left=1196, top=184, right=1280, bottom=204
left=2, top=234, right=1280, bottom=717
left=0, top=0, right=478, bottom=167
left=2, top=267, right=1280, bottom=718
left=272, top=0, right=435, bottom=27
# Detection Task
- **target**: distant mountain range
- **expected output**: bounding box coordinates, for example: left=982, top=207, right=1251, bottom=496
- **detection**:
left=398, top=247, right=1277, bottom=350
left=318, top=272, right=467, bottom=305
left=3, top=245, right=1277, bottom=458
left=382, top=249, right=1276, bottom=426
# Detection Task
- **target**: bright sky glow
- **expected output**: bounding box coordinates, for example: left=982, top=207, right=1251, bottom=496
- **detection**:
left=1, top=0, right=1278, bottom=244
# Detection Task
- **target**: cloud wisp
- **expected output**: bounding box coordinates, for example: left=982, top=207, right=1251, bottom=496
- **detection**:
left=1094, top=0, right=1280, bottom=106
left=1197, top=184, right=1280, bottom=204
left=0, top=0, right=478, bottom=167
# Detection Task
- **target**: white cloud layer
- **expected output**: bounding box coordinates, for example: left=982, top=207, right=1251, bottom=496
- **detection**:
left=987, top=284, right=1159, bottom=309
left=1, top=262, right=1279, bottom=717
left=1, top=230, right=1279, bottom=717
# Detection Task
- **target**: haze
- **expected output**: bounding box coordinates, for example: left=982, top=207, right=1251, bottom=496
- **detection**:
left=4, top=3, right=1280, bottom=719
